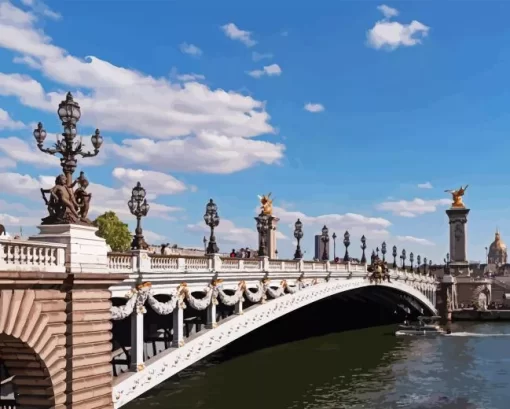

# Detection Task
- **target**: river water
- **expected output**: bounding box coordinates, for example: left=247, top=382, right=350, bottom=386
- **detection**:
left=126, top=322, right=510, bottom=409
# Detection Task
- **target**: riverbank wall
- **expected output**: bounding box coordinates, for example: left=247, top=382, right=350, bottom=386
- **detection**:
left=453, top=309, right=510, bottom=321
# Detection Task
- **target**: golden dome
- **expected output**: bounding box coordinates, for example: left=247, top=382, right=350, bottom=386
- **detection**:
left=489, top=229, right=507, bottom=252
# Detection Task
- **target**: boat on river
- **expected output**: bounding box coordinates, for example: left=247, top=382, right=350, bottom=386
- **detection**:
left=395, top=316, right=446, bottom=336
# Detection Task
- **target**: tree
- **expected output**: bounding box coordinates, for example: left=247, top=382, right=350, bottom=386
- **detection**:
left=93, top=211, right=132, bottom=252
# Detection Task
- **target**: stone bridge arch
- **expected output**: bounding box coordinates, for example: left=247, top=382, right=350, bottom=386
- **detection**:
left=0, top=289, right=66, bottom=408
left=113, top=278, right=437, bottom=407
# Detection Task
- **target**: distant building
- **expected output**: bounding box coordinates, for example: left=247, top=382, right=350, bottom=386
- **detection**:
left=314, top=234, right=329, bottom=260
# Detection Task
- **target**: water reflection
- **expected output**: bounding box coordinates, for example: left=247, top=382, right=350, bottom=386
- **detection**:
left=126, top=323, right=510, bottom=409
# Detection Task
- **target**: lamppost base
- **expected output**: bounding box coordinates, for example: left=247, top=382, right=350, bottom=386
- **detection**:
left=206, top=242, right=219, bottom=255
left=131, top=235, right=148, bottom=250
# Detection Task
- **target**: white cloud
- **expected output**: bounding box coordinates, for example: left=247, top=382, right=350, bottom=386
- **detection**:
left=221, top=23, right=256, bottom=47
left=273, top=206, right=392, bottom=239
left=176, top=73, right=205, bottom=82
left=376, top=198, right=450, bottom=217
left=304, top=103, right=325, bottom=113
left=187, top=218, right=287, bottom=249
left=377, top=4, right=399, bottom=19
left=417, top=182, right=433, bottom=189
left=143, top=229, right=167, bottom=244
left=396, top=235, right=435, bottom=246
left=252, top=52, right=273, bottom=62
left=179, top=42, right=202, bottom=57
left=111, top=168, right=188, bottom=195
left=0, top=156, right=16, bottom=169
left=20, top=0, right=60, bottom=20
left=367, top=5, right=429, bottom=50
left=0, top=2, right=283, bottom=174
left=0, top=108, right=25, bottom=130
left=248, top=64, right=282, bottom=78
left=110, top=132, right=285, bottom=174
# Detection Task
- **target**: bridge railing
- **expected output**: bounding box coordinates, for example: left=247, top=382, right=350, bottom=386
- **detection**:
left=0, top=238, right=66, bottom=273
left=107, top=251, right=436, bottom=282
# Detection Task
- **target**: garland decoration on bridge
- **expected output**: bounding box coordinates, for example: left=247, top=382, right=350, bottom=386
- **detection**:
left=216, top=281, right=246, bottom=306
left=264, top=279, right=286, bottom=299
left=111, top=282, right=152, bottom=320
left=243, top=281, right=265, bottom=303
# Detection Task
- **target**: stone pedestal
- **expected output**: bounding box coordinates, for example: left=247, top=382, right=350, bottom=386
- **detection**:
left=438, top=275, right=456, bottom=323
left=29, top=224, right=108, bottom=274
left=446, top=208, right=470, bottom=274
left=266, top=216, right=279, bottom=259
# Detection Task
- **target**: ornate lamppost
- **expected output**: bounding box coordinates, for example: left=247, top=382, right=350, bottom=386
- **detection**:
left=203, top=199, right=220, bottom=254
left=34, top=92, right=103, bottom=225
left=332, top=232, right=337, bottom=260
left=423, top=257, right=427, bottom=275
left=371, top=250, right=376, bottom=264
left=417, top=255, right=421, bottom=274
left=381, top=242, right=387, bottom=262
left=203, top=236, right=207, bottom=252
left=293, top=219, right=304, bottom=260
left=401, top=249, right=407, bottom=270
left=392, top=245, right=397, bottom=268
left=376, top=247, right=380, bottom=258
left=128, top=182, right=150, bottom=250
left=33, top=93, right=103, bottom=187
left=321, top=225, right=329, bottom=261
left=256, top=213, right=270, bottom=257
left=429, top=260, right=433, bottom=276
left=444, top=253, right=451, bottom=275
left=343, top=230, right=350, bottom=262
left=360, top=235, right=367, bottom=264
left=410, top=252, right=414, bottom=272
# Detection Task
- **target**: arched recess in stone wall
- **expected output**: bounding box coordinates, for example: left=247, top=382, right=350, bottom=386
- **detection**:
left=0, top=289, right=67, bottom=408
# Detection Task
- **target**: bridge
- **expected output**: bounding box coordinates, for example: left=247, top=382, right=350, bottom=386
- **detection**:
left=0, top=92, right=440, bottom=409
left=0, top=237, right=437, bottom=409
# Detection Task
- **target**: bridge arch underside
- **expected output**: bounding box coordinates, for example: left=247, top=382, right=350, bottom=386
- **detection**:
left=0, top=333, right=58, bottom=409
left=112, top=281, right=435, bottom=406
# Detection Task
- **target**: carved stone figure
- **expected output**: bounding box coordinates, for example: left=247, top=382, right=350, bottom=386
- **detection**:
left=40, top=174, right=82, bottom=225
left=444, top=185, right=469, bottom=209
left=0, top=224, right=5, bottom=236
left=72, top=171, right=92, bottom=221
left=257, top=193, right=273, bottom=215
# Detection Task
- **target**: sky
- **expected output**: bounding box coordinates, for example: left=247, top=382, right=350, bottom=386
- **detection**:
left=0, top=0, right=509, bottom=264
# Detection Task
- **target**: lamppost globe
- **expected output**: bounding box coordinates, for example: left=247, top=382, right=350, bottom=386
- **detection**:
left=91, top=129, right=103, bottom=150
left=33, top=122, right=47, bottom=145
left=140, top=200, right=150, bottom=216
left=58, top=92, right=81, bottom=124
left=132, top=182, right=146, bottom=202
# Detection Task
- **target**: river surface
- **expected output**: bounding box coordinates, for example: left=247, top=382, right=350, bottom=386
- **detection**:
left=126, top=322, right=510, bottom=409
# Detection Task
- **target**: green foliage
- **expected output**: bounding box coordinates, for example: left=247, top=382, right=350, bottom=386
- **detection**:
left=93, top=211, right=132, bottom=252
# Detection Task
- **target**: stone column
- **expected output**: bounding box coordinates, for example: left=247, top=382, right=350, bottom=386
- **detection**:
left=172, top=304, right=184, bottom=348
left=64, top=273, right=127, bottom=409
left=266, top=216, right=280, bottom=259
left=446, top=207, right=470, bottom=275
left=438, top=275, right=455, bottom=323
left=129, top=309, right=144, bottom=371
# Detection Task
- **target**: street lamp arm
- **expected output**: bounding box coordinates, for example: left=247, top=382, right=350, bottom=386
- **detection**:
left=37, top=144, right=60, bottom=155
left=80, top=149, right=100, bottom=158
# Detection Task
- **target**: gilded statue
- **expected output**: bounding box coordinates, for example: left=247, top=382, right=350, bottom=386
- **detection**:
left=258, top=193, right=273, bottom=215
left=444, top=185, right=468, bottom=208
left=40, top=174, right=81, bottom=225
left=71, top=171, right=92, bottom=221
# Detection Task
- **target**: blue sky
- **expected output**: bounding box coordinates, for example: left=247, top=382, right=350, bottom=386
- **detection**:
left=0, top=0, right=508, bottom=263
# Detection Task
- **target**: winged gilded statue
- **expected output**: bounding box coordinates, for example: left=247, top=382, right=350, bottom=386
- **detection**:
left=258, top=193, right=273, bottom=215
left=444, top=185, right=468, bottom=209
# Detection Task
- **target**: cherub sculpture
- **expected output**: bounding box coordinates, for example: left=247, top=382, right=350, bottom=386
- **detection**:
left=72, top=171, right=92, bottom=221
left=444, top=185, right=468, bottom=208
left=258, top=193, right=273, bottom=216
left=40, top=174, right=81, bottom=225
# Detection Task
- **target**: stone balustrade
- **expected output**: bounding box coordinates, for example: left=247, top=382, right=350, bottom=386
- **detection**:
left=106, top=252, right=436, bottom=283
left=0, top=238, right=66, bottom=273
